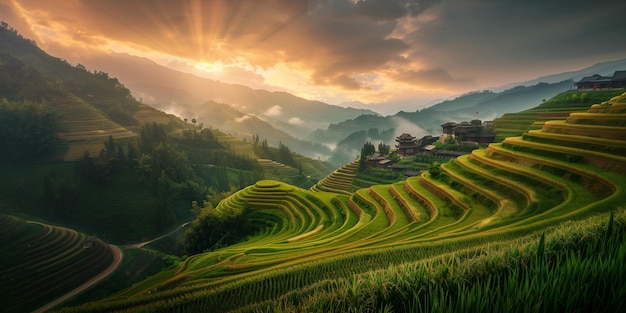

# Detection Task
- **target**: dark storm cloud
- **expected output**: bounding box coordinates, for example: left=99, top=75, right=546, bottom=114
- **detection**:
left=405, top=0, right=626, bottom=82
left=355, top=0, right=438, bottom=20
left=392, top=68, right=477, bottom=90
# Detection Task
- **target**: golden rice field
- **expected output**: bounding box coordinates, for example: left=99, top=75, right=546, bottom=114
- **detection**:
left=54, top=93, right=626, bottom=312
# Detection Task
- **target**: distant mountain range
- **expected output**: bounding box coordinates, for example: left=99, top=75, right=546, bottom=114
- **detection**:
left=24, top=27, right=625, bottom=166
left=493, top=58, right=626, bottom=91
left=310, top=80, right=575, bottom=165
left=76, top=52, right=376, bottom=158
left=0, top=25, right=186, bottom=161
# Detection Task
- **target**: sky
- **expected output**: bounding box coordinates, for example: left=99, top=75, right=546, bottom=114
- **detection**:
left=2, top=0, right=626, bottom=112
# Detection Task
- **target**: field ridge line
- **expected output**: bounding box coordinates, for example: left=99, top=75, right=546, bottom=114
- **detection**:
left=32, top=245, right=123, bottom=313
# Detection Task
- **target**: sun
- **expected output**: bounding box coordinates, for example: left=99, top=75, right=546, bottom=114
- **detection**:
left=195, top=61, right=224, bottom=73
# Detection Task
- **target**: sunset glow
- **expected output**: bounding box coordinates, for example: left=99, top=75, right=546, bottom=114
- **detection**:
left=1, top=0, right=625, bottom=112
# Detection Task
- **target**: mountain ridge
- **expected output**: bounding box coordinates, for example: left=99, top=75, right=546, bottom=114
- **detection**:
left=77, top=52, right=378, bottom=136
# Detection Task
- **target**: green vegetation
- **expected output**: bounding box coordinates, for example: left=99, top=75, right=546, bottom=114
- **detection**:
left=238, top=211, right=626, bottom=313
left=61, top=248, right=177, bottom=308
left=493, top=90, right=624, bottom=141
left=0, top=98, right=58, bottom=161
left=0, top=24, right=334, bottom=244
left=3, top=22, right=626, bottom=313
left=55, top=93, right=626, bottom=312
left=0, top=215, right=115, bottom=313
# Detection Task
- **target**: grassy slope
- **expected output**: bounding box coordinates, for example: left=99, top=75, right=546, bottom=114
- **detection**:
left=493, top=89, right=624, bottom=141
left=0, top=215, right=115, bottom=313
left=57, top=92, right=626, bottom=312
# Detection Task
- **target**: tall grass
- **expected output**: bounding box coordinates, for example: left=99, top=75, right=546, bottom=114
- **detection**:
left=236, top=210, right=625, bottom=313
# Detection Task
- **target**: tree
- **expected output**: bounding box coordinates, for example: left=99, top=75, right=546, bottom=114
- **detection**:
left=378, top=142, right=390, bottom=155
left=278, top=142, right=295, bottom=167
left=358, top=141, right=376, bottom=172
left=127, top=143, right=138, bottom=169
left=0, top=99, right=57, bottom=161
left=428, top=162, right=442, bottom=178
left=238, top=170, right=247, bottom=189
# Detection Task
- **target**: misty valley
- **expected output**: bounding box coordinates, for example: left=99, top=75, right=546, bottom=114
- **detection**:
left=1, top=21, right=626, bottom=313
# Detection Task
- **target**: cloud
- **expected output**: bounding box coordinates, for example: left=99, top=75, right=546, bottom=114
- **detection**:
left=391, top=68, right=477, bottom=90
left=264, top=105, right=282, bottom=117
left=391, top=116, right=428, bottom=139
left=402, top=0, right=626, bottom=85
left=288, top=117, right=303, bottom=125
left=355, top=0, right=438, bottom=21
left=4, top=0, right=436, bottom=91
left=4, top=0, right=626, bottom=104
left=235, top=115, right=251, bottom=122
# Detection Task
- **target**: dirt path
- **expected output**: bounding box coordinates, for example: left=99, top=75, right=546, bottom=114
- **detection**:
left=122, top=221, right=191, bottom=249
left=31, top=220, right=188, bottom=312
left=32, top=244, right=123, bottom=313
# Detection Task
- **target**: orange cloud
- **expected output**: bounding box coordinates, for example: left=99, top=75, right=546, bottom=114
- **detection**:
left=4, top=0, right=625, bottom=109
left=390, top=68, right=477, bottom=91
left=5, top=0, right=439, bottom=92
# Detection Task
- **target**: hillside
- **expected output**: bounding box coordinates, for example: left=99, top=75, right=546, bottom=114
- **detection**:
left=60, top=92, right=626, bottom=312
left=313, top=80, right=576, bottom=165
left=190, top=100, right=333, bottom=159
left=0, top=25, right=185, bottom=161
left=494, top=57, right=626, bottom=91
left=0, top=214, right=118, bottom=313
left=0, top=25, right=335, bottom=244
left=75, top=52, right=378, bottom=140
left=493, top=89, right=625, bottom=141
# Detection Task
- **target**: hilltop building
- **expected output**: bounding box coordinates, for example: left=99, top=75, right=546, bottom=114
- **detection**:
left=440, top=119, right=495, bottom=144
left=575, top=71, right=626, bottom=90
left=395, top=133, right=418, bottom=156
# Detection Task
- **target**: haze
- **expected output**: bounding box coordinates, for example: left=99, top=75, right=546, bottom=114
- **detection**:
left=2, top=0, right=625, bottom=113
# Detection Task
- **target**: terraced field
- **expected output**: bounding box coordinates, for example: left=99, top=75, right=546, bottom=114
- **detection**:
left=0, top=215, right=117, bottom=313
left=492, top=90, right=624, bottom=141
left=310, top=160, right=359, bottom=194
left=52, top=99, right=184, bottom=161
left=493, top=109, right=583, bottom=141
left=61, top=93, right=626, bottom=312
left=47, top=96, right=137, bottom=161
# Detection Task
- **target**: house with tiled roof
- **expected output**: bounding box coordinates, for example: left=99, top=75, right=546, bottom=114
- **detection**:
left=575, top=71, right=626, bottom=90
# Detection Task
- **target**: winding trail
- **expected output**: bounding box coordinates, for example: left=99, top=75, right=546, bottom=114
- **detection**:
left=32, top=244, right=123, bottom=313
left=122, top=221, right=191, bottom=249
left=31, top=221, right=189, bottom=312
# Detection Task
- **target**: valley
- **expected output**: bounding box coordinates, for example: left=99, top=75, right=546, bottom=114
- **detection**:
left=47, top=91, right=626, bottom=312
left=1, top=20, right=625, bottom=313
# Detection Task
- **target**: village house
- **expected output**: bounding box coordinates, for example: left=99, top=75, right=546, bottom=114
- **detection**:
left=395, top=133, right=418, bottom=156
left=440, top=119, right=495, bottom=144
left=575, top=71, right=626, bottom=90
left=366, top=152, right=389, bottom=168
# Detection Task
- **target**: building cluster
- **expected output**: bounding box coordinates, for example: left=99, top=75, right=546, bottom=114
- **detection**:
left=364, top=119, right=496, bottom=176
left=440, top=119, right=495, bottom=144
left=394, top=119, right=495, bottom=156
left=363, top=72, right=626, bottom=174
left=574, top=71, right=626, bottom=90
left=394, top=119, right=495, bottom=157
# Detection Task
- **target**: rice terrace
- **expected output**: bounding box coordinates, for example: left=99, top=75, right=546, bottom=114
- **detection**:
left=51, top=93, right=626, bottom=312
left=2, top=6, right=626, bottom=312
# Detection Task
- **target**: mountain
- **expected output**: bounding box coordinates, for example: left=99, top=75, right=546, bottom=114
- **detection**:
left=0, top=25, right=188, bottom=161
left=0, top=24, right=336, bottom=243
left=76, top=52, right=378, bottom=139
left=194, top=100, right=332, bottom=158
left=493, top=57, right=626, bottom=91
left=320, top=58, right=626, bottom=155
left=313, top=80, right=576, bottom=165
